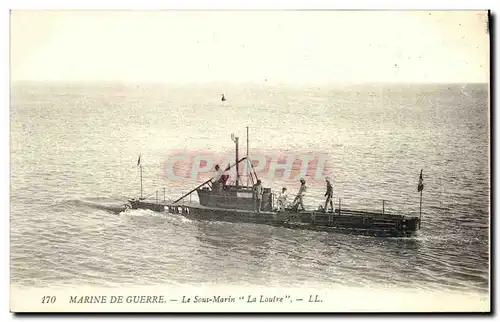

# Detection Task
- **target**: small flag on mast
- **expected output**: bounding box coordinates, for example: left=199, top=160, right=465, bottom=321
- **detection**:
left=137, top=154, right=141, bottom=166
left=417, top=169, right=424, bottom=192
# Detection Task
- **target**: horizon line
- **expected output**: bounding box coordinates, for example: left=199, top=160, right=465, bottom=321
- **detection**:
left=9, top=80, right=489, bottom=86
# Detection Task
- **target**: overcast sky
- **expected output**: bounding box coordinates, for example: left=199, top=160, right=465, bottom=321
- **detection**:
left=10, top=10, right=489, bottom=84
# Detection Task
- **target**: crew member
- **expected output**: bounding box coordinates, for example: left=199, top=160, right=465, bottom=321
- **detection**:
left=214, top=164, right=223, bottom=181
left=324, top=177, right=334, bottom=212
left=292, top=178, right=307, bottom=211
left=277, top=187, right=288, bottom=211
left=214, top=164, right=229, bottom=187
left=253, top=180, right=263, bottom=212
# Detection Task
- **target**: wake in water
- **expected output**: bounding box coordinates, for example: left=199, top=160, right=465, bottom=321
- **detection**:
left=51, top=198, right=129, bottom=214
left=120, top=207, right=195, bottom=224
left=48, top=197, right=196, bottom=228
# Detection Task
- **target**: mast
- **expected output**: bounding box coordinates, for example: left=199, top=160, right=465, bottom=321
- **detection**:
left=137, top=154, right=143, bottom=199
left=231, top=133, right=240, bottom=186
left=246, top=126, right=249, bottom=187
left=140, top=165, right=143, bottom=199
left=417, top=169, right=424, bottom=229
left=236, top=137, right=239, bottom=186
left=419, top=190, right=423, bottom=220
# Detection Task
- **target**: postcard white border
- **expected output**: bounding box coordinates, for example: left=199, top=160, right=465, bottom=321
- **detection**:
left=3, top=0, right=497, bottom=320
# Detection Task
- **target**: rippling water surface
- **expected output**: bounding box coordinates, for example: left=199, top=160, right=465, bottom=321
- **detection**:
left=10, top=82, right=489, bottom=297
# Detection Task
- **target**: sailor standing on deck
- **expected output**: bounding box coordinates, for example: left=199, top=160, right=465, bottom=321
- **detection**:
left=324, top=177, right=334, bottom=212
left=292, top=178, right=307, bottom=211
left=276, top=187, right=289, bottom=211
left=253, top=180, right=263, bottom=213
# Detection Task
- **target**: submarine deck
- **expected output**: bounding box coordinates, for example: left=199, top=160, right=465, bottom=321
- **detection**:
left=127, top=198, right=420, bottom=237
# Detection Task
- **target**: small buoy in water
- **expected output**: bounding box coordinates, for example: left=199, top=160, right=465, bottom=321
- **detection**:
left=221, top=94, right=226, bottom=101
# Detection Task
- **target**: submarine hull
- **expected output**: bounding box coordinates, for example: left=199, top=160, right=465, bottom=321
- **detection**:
left=127, top=199, right=420, bottom=238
